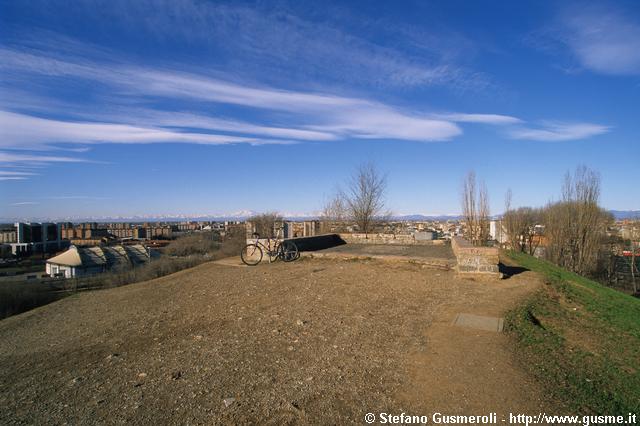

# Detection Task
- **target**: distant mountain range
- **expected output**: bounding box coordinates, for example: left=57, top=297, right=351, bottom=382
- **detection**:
left=394, top=211, right=640, bottom=221
left=609, top=210, right=640, bottom=220
left=1, top=210, right=638, bottom=224
left=392, top=214, right=462, bottom=221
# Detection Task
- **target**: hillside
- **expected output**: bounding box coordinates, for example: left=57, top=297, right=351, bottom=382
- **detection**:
left=0, top=257, right=558, bottom=424
left=507, top=252, right=640, bottom=414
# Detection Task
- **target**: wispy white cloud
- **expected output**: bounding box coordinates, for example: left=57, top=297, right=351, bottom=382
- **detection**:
left=128, top=70, right=362, bottom=113
left=0, top=49, right=466, bottom=143
left=99, top=69, right=467, bottom=141
left=0, top=38, right=610, bottom=157
left=0, top=170, right=37, bottom=181
left=305, top=109, right=461, bottom=141
left=39, top=0, right=486, bottom=91
left=0, top=170, right=37, bottom=177
left=0, top=151, right=86, bottom=165
left=433, top=113, right=522, bottom=125
left=0, top=47, right=101, bottom=79
left=508, top=122, right=610, bottom=142
left=0, top=110, right=282, bottom=148
left=45, top=195, right=110, bottom=200
left=545, top=6, right=640, bottom=75
left=90, top=110, right=337, bottom=141
left=10, top=202, right=40, bottom=206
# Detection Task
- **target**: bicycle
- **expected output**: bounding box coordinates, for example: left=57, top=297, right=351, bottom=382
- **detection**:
left=240, top=228, right=299, bottom=266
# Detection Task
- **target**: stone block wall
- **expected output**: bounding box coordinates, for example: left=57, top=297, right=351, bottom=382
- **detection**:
left=451, top=236, right=500, bottom=277
left=338, top=233, right=444, bottom=245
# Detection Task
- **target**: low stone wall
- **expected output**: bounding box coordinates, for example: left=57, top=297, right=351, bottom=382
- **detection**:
left=245, top=238, right=281, bottom=248
left=338, top=233, right=444, bottom=245
left=451, top=237, right=500, bottom=277
left=301, top=251, right=454, bottom=271
left=286, top=234, right=346, bottom=252
left=246, top=234, right=346, bottom=253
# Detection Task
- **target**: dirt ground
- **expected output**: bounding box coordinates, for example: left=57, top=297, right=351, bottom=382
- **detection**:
left=0, top=257, right=559, bottom=424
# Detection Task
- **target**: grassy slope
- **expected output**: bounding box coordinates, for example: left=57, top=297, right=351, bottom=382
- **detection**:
left=506, top=251, right=640, bottom=414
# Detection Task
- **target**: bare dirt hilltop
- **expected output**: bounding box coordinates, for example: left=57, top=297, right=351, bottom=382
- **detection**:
left=0, top=257, right=560, bottom=425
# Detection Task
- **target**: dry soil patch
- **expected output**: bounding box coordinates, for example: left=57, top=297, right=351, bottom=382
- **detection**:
left=0, top=257, right=558, bottom=424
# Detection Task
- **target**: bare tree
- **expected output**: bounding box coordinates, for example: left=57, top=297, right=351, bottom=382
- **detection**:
left=321, top=192, right=347, bottom=221
left=462, top=171, right=477, bottom=243
left=344, top=162, right=388, bottom=235
left=461, top=171, right=490, bottom=246
left=503, top=191, right=523, bottom=251
left=479, top=181, right=491, bottom=244
left=247, top=212, right=283, bottom=238
left=523, top=208, right=544, bottom=255
left=544, top=166, right=612, bottom=275
left=503, top=204, right=543, bottom=255
left=504, top=188, right=513, bottom=215
left=320, top=191, right=349, bottom=233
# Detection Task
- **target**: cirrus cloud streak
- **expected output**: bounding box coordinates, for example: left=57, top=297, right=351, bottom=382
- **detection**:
left=508, top=122, right=610, bottom=142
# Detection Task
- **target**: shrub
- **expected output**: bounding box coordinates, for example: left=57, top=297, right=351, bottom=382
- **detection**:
left=164, top=232, right=221, bottom=257
left=0, top=281, right=64, bottom=319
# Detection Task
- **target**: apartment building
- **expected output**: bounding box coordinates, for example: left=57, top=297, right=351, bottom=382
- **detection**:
left=10, top=222, right=66, bottom=255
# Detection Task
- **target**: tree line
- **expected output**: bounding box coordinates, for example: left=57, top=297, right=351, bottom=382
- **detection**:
left=500, top=166, right=638, bottom=293
left=249, top=161, right=634, bottom=291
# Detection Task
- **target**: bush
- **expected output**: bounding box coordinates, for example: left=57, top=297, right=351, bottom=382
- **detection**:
left=164, top=232, right=221, bottom=257
left=0, top=281, right=65, bottom=319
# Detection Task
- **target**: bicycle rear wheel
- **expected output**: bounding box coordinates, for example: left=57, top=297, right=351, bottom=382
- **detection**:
left=279, top=240, right=299, bottom=262
left=241, top=244, right=263, bottom=266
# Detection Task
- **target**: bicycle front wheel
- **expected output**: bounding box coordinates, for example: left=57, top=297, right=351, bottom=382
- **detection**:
left=280, top=240, right=299, bottom=262
left=241, top=244, right=263, bottom=266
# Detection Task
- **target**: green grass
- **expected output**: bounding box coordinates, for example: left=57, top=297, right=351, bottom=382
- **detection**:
left=506, top=251, right=640, bottom=414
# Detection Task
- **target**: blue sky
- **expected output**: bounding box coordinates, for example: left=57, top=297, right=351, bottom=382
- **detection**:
left=0, top=0, right=638, bottom=220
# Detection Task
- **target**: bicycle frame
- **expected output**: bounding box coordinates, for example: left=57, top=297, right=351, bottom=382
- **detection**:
left=242, top=226, right=298, bottom=266
left=250, top=227, right=284, bottom=259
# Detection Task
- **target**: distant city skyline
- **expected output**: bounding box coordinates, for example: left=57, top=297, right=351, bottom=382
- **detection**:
left=1, top=0, right=639, bottom=219
left=2, top=210, right=640, bottom=225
